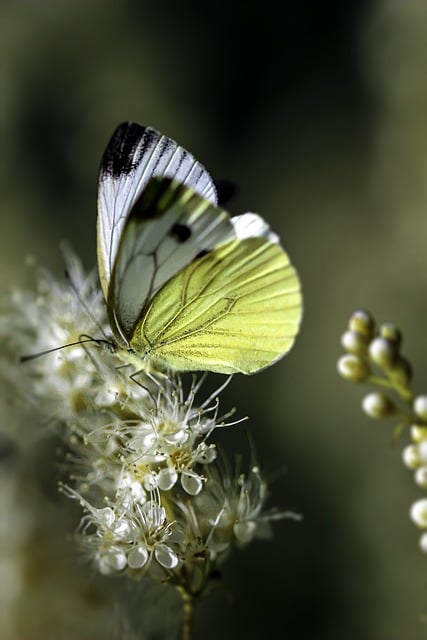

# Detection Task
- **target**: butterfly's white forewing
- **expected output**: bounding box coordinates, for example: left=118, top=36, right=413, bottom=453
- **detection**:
left=108, top=177, right=236, bottom=339
left=97, top=122, right=218, bottom=300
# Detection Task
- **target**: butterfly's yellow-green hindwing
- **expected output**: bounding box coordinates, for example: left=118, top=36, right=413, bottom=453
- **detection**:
left=129, top=235, right=302, bottom=374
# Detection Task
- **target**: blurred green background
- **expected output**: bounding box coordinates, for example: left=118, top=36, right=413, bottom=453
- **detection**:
left=2, top=1, right=427, bottom=638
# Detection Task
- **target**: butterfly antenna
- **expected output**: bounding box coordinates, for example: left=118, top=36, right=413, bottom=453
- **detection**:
left=20, top=337, right=102, bottom=363
left=63, top=268, right=109, bottom=341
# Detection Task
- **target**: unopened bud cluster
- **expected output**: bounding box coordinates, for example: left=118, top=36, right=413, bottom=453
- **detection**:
left=338, top=309, right=427, bottom=553
left=337, top=308, right=411, bottom=399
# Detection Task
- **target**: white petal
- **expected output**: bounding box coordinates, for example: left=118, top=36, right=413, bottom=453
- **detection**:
left=163, top=429, right=189, bottom=445
left=157, top=467, right=178, bottom=490
left=155, top=544, right=179, bottom=569
left=96, top=507, right=115, bottom=528
left=143, top=472, right=158, bottom=491
left=113, top=518, right=132, bottom=540
left=98, top=548, right=127, bottom=574
left=181, top=471, right=204, bottom=495
left=128, top=546, right=149, bottom=569
left=234, top=521, right=257, bottom=544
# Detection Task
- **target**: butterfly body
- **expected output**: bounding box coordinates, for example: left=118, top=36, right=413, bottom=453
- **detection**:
left=97, top=122, right=302, bottom=375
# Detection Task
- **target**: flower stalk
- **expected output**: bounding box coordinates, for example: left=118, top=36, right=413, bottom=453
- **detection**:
left=176, top=586, right=193, bottom=640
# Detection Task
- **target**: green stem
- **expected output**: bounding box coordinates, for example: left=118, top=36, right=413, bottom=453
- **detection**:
left=177, top=586, right=194, bottom=640
left=368, top=375, right=414, bottom=404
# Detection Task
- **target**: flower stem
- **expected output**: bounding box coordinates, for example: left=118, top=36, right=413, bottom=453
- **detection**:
left=368, top=375, right=414, bottom=404
left=177, top=586, right=194, bottom=640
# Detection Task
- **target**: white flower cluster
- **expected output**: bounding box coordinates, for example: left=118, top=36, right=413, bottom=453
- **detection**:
left=0, top=247, right=296, bottom=596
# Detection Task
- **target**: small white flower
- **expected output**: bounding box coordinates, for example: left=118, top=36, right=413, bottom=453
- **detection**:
left=106, top=377, right=225, bottom=496
left=63, top=484, right=180, bottom=577
left=191, top=455, right=300, bottom=553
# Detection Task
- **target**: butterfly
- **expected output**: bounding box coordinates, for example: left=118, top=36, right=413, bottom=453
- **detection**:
left=97, top=122, right=302, bottom=375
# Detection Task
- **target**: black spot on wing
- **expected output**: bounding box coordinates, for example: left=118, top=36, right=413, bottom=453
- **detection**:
left=170, top=223, right=192, bottom=242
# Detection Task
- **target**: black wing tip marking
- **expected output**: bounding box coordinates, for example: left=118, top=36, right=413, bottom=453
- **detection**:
left=100, top=121, right=197, bottom=186
left=100, top=121, right=163, bottom=179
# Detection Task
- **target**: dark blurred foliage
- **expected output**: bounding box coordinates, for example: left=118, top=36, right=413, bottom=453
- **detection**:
left=2, top=1, right=427, bottom=638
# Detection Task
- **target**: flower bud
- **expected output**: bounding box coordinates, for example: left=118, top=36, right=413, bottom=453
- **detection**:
left=410, top=424, right=427, bottom=443
left=418, top=440, right=427, bottom=463
left=419, top=532, right=427, bottom=553
left=410, top=499, right=427, bottom=528
left=368, top=337, right=398, bottom=368
left=414, top=466, right=427, bottom=489
left=402, top=444, right=420, bottom=469
left=340, top=330, right=369, bottom=355
left=361, top=392, right=396, bottom=419
left=414, top=395, right=427, bottom=422
left=379, top=322, right=402, bottom=348
left=347, top=309, right=375, bottom=338
left=337, top=354, right=370, bottom=382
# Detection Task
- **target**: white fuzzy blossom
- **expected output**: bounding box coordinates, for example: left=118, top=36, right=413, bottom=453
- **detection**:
left=0, top=247, right=296, bottom=600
